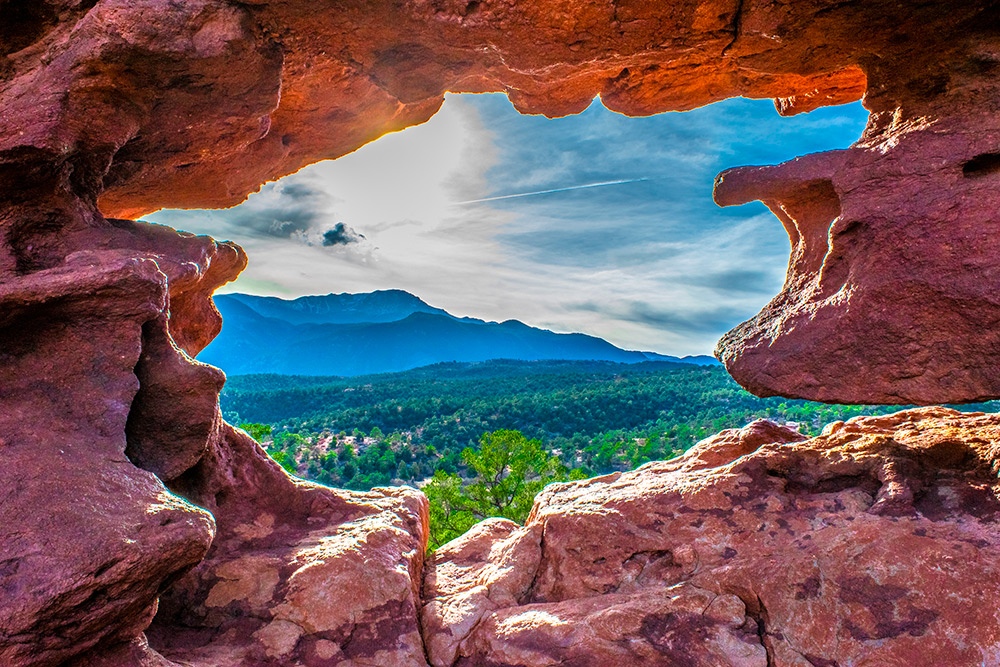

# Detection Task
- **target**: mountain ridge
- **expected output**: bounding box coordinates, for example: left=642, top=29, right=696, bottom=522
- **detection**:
left=201, top=290, right=718, bottom=376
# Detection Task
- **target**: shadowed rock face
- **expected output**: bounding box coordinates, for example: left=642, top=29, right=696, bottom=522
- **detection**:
left=0, top=217, right=431, bottom=665
left=4, top=0, right=1000, bottom=665
left=424, top=410, right=1000, bottom=666
left=0, top=251, right=216, bottom=667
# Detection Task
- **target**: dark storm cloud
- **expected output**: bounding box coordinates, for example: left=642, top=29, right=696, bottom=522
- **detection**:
left=150, top=176, right=373, bottom=254
left=322, top=222, right=365, bottom=246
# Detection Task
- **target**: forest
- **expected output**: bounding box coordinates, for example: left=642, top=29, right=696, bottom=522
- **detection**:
left=224, top=359, right=1000, bottom=495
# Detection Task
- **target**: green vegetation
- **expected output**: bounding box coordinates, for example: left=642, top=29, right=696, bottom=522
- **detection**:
left=227, top=359, right=998, bottom=544
left=422, top=429, right=584, bottom=548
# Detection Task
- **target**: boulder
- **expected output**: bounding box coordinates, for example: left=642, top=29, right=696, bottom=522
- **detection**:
left=426, top=411, right=1000, bottom=666
left=149, top=425, right=430, bottom=666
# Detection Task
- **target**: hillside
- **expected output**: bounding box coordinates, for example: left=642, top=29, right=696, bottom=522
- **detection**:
left=224, top=360, right=1000, bottom=491
left=201, top=290, right=717, bottom=375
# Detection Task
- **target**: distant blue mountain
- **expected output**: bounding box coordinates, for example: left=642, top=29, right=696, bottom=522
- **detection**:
left=223, top=290, right=456, bottom=325
left=200, top=290, right=719, bottom=376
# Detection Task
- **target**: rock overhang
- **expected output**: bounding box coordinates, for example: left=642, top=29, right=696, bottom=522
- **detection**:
left=6, top=0, right=993, bottom=403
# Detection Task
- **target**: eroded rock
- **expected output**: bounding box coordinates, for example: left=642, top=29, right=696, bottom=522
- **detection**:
left=0, top=254, right=215, bottom=666
left=0, top=215, right=431, bottom=665
left=6, top=0, right=999, bottom=401
left=456, top=584, right=767, bottom=667
left=6, top=0, right=1000, bottom=664
left=149, top=424, right=430, bottom=665
left=426, top=411, right=1000, bottom=666
left=714, top=68, right=1000, bottom=403
left=422, top=518, right=543, bottom=666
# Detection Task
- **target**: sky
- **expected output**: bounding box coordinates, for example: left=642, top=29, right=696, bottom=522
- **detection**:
left=148, top=93, right=869, bottom=356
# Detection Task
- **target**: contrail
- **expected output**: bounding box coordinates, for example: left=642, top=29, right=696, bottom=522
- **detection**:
left=455, top=178, right=648, bottom=205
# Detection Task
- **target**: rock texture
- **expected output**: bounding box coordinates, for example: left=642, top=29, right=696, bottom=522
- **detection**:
left=714, top=76, right=1000, bottom=404
left=424, top=410, right=1000, bottom=666
left=5, top=0, right=1000, bottom=665
left=0, top=245, right=216, bottom=666
left=5, top=0, right=1000, bottom=401
left=147, top=427, right=429, bottom=666
left=0, top=217, right=431, bottom=665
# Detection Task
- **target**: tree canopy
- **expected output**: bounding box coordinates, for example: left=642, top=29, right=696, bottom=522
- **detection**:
left=424, top=429, right=574, bottom=549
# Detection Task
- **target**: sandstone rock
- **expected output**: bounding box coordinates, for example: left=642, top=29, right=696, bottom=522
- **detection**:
left=0, top=255, right=215, bottom=666
left=6, top=0, right=1000, bottom=401
left=66, top=636, right=178, bottom=667
left=148, top=425, right=431, bottom=666
left=676, top=417, right=807, bottom=471
left=8, top=0, right=1000, bottom=664
left=97, top=219, right=249, bottom=357
left=125, top=313, right=226, bottom=481
left=0, top=210, right=433, bottom=664
left=457, top=584, right=767, bottom=667
left=422, top=518, right=543, bottom=666
left=427, top=410, right=1000, bottom=666
left=714, top=85, right=1000, bottom=403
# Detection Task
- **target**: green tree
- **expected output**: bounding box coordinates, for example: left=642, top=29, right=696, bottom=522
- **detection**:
left=461, top=430, right=560, bottom=523
left=424, top=429, right=566, bottom=549
left=269, top=450, right=297, bottom=475
left=425, top=470, right=477, bottom=549
left=241, top=422, right=272, bottom=442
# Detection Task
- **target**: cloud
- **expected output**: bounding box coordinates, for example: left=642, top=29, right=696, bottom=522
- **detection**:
left=150, top=179, right=376, bottom=255
left=147, top=92, right=868, bottom=356
left=322, top=222, right=365, bottom=246
left=677, top=268, right=779, bottom=294
left=153, top=180, right=336, bottom=242
left=279, top=181, right=324, bottom=201
left=234, top=182, right=332, bottom=240
left=572, top=300, right=753, bottom=336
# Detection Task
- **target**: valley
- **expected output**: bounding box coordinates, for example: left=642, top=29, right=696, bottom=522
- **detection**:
left=223, top=359, right=1000, bottom=492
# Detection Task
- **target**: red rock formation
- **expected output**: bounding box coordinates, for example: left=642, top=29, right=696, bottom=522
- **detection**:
left=150, top=424, right=429, bottom=666
left=6, top=0, right=1000, bottom=401
left=714, top=70, right=1000, bottom=403
left=0, top=250, right=216, bottom=666
left=0, top=214, right=432, bottom=664
left=5, top=0, right=1000, bottom=665
left=425, top=410, right=1000, bottom=666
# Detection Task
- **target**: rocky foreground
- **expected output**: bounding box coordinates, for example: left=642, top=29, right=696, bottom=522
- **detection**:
left=424, top=409, right=1000, bottom=666
left=12, top=389, right=1000, bottom=664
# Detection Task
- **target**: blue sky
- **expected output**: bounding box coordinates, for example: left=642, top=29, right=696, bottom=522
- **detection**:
left=149, top=93, right=868, bottom=356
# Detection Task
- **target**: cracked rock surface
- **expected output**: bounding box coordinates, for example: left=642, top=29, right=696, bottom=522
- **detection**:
left=424, top=411, right=1000, bottom=666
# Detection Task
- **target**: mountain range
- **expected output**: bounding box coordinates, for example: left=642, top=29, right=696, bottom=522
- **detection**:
left=199, top=290, right=719, bottom=376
